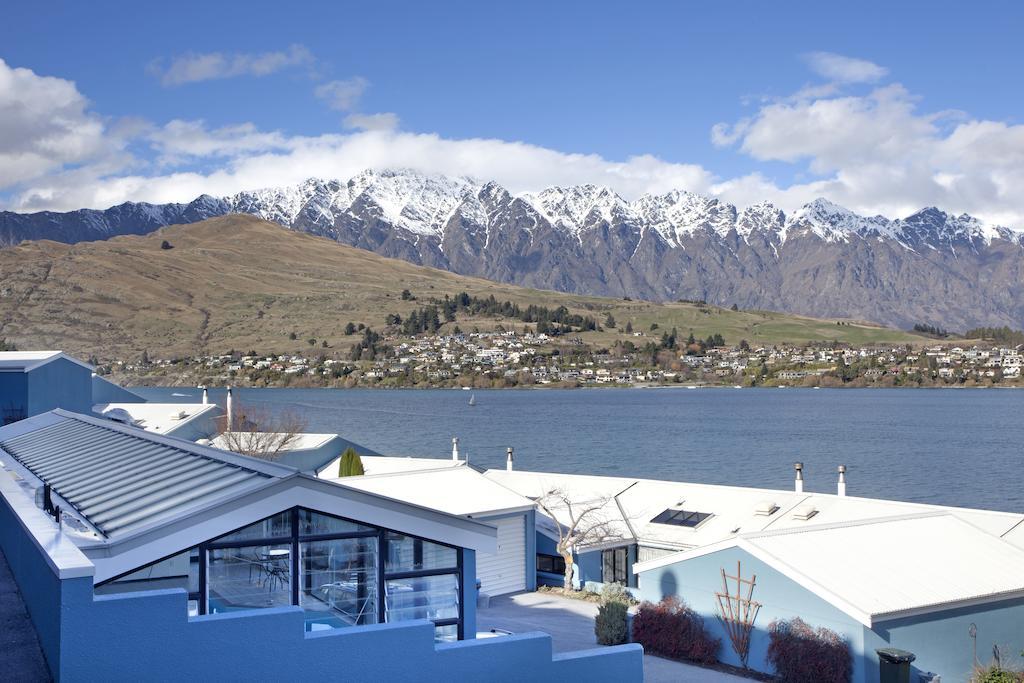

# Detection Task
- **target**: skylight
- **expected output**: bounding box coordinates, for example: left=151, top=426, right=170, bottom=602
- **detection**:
left=650, top=509, right=712, bottom=528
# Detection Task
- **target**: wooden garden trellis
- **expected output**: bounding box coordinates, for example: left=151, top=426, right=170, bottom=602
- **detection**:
left=715, top=560, right=762, bottom=668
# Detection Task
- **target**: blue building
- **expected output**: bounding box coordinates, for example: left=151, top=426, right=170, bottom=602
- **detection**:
left=0, top=409, right=642, bottom=681
left=0, top=351, right=94, bottom=422
left=634, top=514, right=1024, bottom=683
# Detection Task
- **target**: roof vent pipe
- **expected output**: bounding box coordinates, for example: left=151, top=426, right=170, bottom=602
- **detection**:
left=226, top=386, right=233, bottom=432
left=838, top=464, right=847, bottom=497
left=794, top=462, right=804, bottom=493
left=200, top=385, right=208, bottom=405
left=452, top=437, right=460, bottom=461
left=506, top=447, right=514, bottom=472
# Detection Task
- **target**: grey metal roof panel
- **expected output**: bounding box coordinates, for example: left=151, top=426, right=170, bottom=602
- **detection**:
left=0, top=413, right=282, bottom=540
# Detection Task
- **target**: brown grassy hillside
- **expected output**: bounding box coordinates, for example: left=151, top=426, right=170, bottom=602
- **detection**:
left=0, top=215, right=928, bottom=360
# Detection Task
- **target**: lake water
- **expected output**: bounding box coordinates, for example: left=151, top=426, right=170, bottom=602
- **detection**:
left=134, top=386, right=1024, bottom=513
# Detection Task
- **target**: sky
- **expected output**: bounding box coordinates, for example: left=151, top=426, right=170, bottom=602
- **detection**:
left=2, top=1, right=1024, bottom=225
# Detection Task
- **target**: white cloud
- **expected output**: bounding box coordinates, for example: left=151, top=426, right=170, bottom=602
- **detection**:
left=8, top=55, right=1024, bottom=231
left=0, top=59, right=130, bottom=189
left=343, top=112, right=400, bottom=132
left=803, top=52, right=888, bottom=84
left=149, top=45, right=314, bottom=86
left=314, top=77, right=368, bottom=112
left=6, top=123, right=716, bottom=212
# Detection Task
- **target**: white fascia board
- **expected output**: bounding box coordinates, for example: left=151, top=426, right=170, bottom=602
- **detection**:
left=873, top=589, right=1024, bottom=623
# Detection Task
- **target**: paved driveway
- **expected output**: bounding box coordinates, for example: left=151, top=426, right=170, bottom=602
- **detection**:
left=477, top=592, right=753, bottom=683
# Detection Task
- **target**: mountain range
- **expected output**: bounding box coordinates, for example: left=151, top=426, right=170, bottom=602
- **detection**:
left=3, top=169, right=1022, bottom=331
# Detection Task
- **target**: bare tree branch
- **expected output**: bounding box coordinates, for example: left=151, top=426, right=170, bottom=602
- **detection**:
left=534, top=486, right=623, bottom=591
left=216, top=402, right=308, bottom=461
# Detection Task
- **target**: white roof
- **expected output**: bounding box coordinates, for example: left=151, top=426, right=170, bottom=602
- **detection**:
left=94, top=403, right=220, bottom=436
left=634, top=513, right=1024, bottom=626
left=484, top=469, right=1024, bottom=552
left=323, top=465, right=534, bottom=518
left=210, top=431, right=337, bottom=452
left=0, top=351, right=92, bottom=372
left=357, top=455, right=465, bottom=476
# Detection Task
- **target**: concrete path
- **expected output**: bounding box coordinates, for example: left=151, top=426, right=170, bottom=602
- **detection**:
left=477, top=591, right=753, bottom=683
left=0, top=549, right=51, bottom=682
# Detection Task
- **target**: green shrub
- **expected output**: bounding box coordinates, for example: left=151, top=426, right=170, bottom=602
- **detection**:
left=337, top=447, right=365, bottom=477
left=595, top=600, right=629, bottom=645
left=973, top=664, right=1024, bottom=683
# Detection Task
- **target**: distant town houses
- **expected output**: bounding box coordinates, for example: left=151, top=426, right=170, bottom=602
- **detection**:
left=110, top=332, right=1024, bottom=390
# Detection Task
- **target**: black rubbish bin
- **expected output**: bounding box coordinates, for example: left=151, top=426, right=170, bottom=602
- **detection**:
left=877, top=648, right=917, bottom=683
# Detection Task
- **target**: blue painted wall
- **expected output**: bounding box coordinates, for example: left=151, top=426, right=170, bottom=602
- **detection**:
left=637, top=547, right=868, bottom=682
left=25, top=359, right=92, bottom=417
left=867, top=598, right=1024, bottom=683
left=2, top=491, right=643, bottom=683
left=637, top=547, right=1024, bottom=683
left=0, top=371, right=29, bottom=423
left=91, top=374, right=145, bottom=404
left=535, top=533, right=635, bottom=592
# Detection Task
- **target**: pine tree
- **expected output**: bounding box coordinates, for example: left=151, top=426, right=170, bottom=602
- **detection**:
left=337, top=448, right=365, bottom=477
left=625, top=321, right=633, bottom=334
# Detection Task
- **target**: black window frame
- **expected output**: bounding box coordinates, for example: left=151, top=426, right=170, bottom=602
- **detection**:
left=97, top=505, right=466, bottom=640
left=601, top=546, right=629, bottom=585
left=649, top=508, right=713, bottom=528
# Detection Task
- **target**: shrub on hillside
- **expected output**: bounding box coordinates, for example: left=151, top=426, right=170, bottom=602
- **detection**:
left=631, top=596, right=719, bottom=664
left=594, top=584, right=631, bottom=646
left=767, top=617, right=852, bottom=683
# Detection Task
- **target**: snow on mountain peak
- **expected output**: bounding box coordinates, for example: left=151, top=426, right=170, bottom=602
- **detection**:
left=522, top=184, right=627, bottom=234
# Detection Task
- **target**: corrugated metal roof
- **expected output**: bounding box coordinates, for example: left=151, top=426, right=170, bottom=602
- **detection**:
left=0, top=351, right=93, bottom=372
left=0, top=412, right=285, bottom=540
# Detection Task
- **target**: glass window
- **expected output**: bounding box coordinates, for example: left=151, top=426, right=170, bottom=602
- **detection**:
left=385, top=533, right=457, bottom=573
left=300, top=537, right=378, bottom=630
left=213, top=511, right=292, bottom=543
left=385, top=573, right=460, bottom=623
left=434, top=624, right=459, bottom=643
left=601, top=547, right=628, bottom=585
left=537, top=554, right=566, bottom=575
left=96, top=548, right=199, bottom=596
left=208, top=544, right=291, bottom=613
left=298, top=509, right=374, bottom=537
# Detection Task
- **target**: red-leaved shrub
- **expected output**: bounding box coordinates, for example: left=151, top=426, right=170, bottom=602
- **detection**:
left=631, top=596, right=720, bottom=664
left=767, top=617, right=852, bottom=683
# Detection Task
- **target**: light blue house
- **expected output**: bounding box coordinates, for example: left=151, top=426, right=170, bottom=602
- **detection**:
left=0, top=351, right=93, bottom=422
left=634, top=514, right=1024, bottom=683
left=91, top=373, right=145, bottom=404
left=0, top=409, right=643, bottom=681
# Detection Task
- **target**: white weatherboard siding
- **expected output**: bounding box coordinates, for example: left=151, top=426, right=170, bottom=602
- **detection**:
left=476, top=516, right=526, bottom=596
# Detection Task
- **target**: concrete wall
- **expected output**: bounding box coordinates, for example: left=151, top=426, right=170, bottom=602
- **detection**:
left=1, top=486, right=643, bottom=683
left=27, top=359, right=92, bottom=416
left=636, top=547, right=868, bottom=682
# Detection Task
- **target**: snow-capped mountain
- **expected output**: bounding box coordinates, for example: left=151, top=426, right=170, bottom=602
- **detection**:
left=3, top=168, right=1024, bottom=331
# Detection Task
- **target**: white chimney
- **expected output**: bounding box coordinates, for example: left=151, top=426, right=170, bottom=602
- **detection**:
left=794, top=462, right=804, bottom=493
left=226, top=386, right=233, bottom=431
left=452, top=437, right=460, bottom=461
left=200, top=385, right=208, bottom=405
left=506, top=447, right=514, bottom=472
left=837, top=464, right=847, bottom=497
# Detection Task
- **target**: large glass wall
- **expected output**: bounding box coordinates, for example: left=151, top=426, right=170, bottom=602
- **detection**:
left=97, top=507, right=464, bottom=641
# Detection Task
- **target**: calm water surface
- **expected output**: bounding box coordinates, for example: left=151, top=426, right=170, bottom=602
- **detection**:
left=135, top=386, right=1024, bottom=512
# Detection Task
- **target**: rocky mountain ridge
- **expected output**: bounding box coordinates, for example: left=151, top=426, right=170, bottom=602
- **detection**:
left=3, top=169, right=1023, bottom=330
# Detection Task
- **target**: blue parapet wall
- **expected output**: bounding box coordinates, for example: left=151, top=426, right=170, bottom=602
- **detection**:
left=1, top=485, right=643, bottom=683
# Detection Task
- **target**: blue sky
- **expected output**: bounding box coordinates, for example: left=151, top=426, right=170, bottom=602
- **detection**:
left=2, top=1, right=1024, bottom=225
